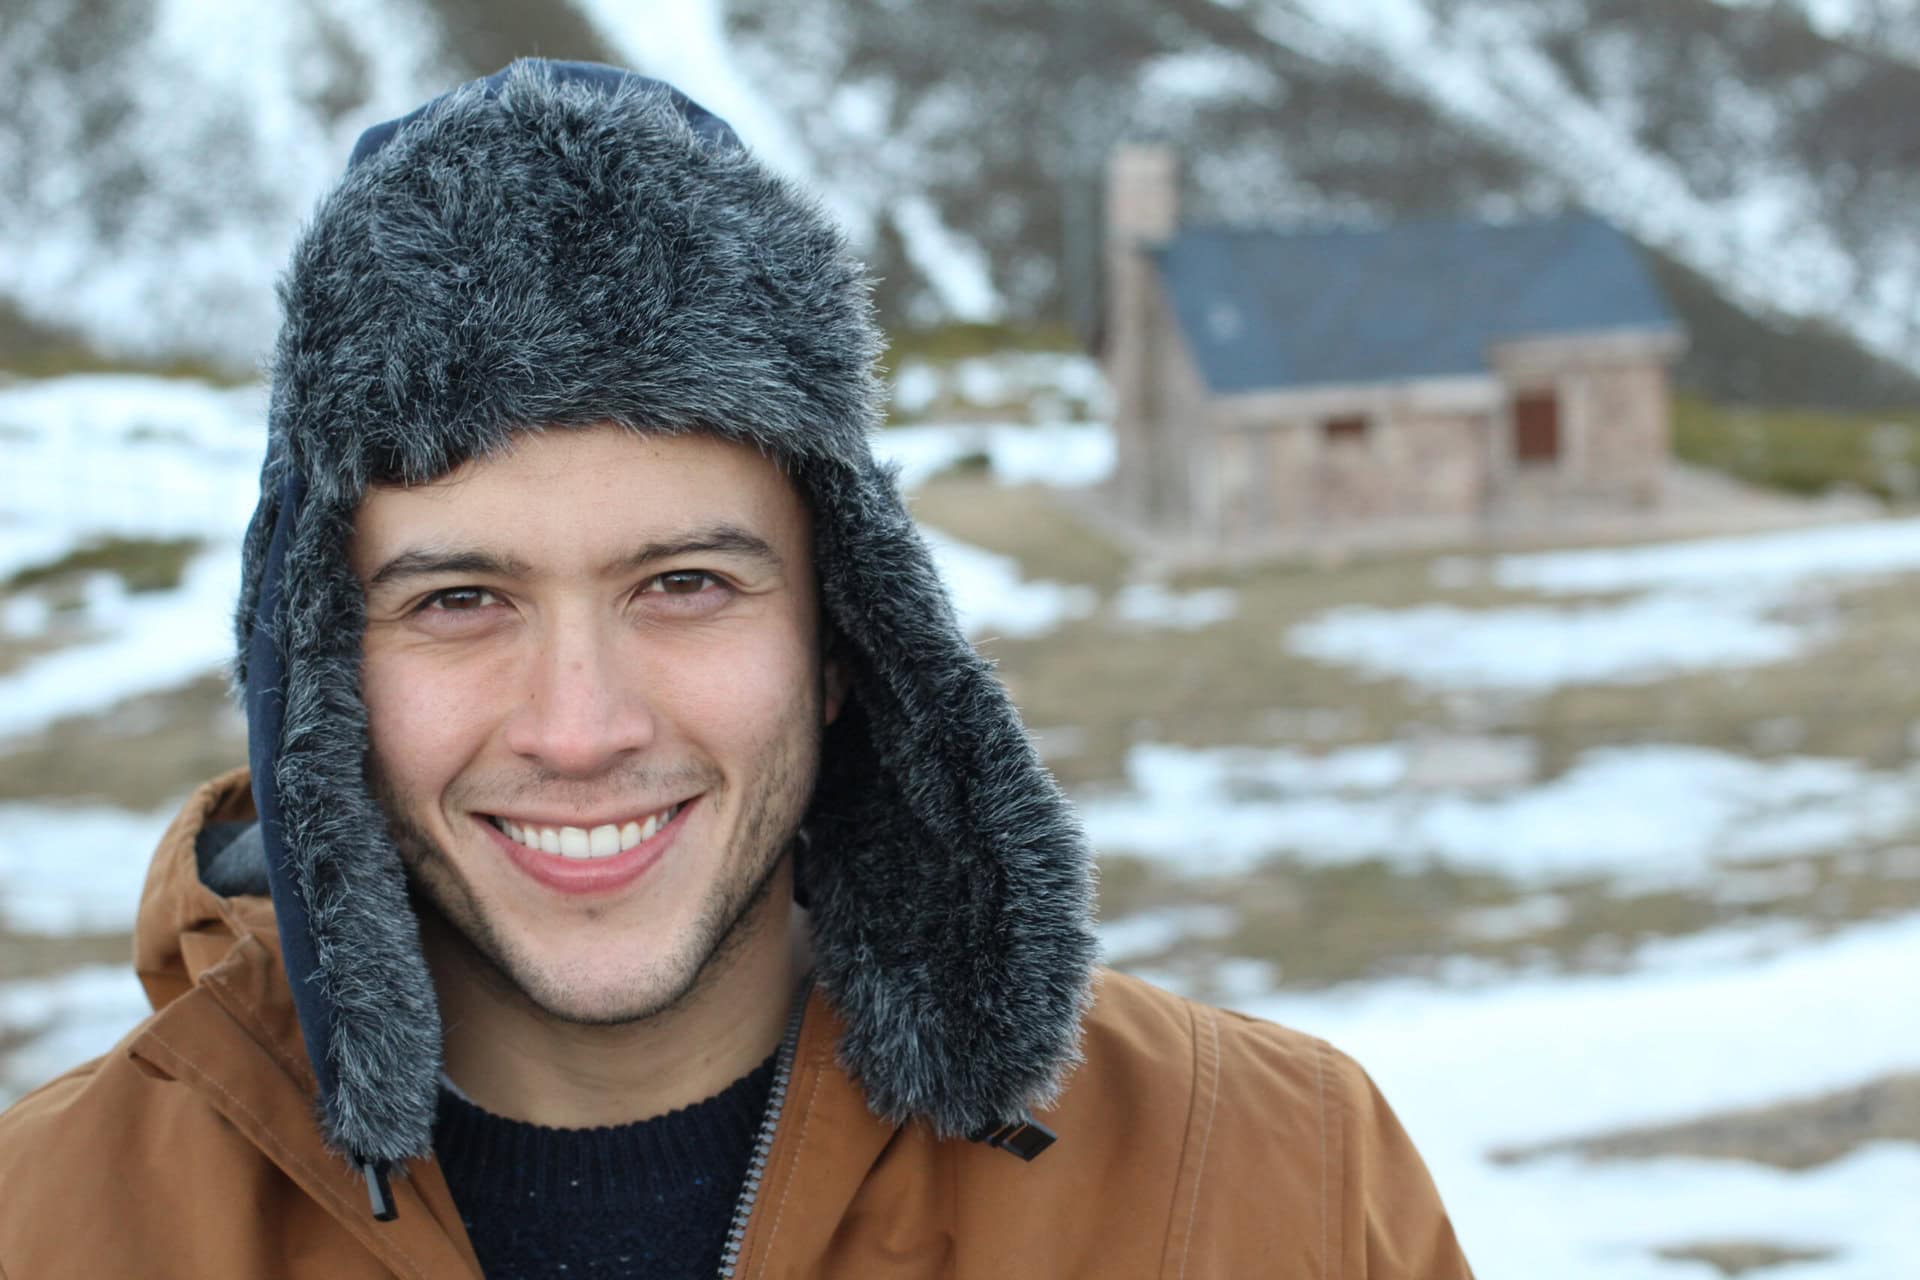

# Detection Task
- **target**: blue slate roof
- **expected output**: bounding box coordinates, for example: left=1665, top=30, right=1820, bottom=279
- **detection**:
left=1149, top=212, right=1680, bottom=395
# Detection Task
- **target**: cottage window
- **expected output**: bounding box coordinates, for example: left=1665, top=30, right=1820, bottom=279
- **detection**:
left=1323, top=414, right=1368, bottom=445
left=1513, top=392, right=1560, bottom=463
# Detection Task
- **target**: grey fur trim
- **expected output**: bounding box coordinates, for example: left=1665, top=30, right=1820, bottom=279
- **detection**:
left=274, top=495, right=441, bottom=1164
left=242, top=61, right=1095, bottom=1162
left=802, top=457, right=1098, bottom=1134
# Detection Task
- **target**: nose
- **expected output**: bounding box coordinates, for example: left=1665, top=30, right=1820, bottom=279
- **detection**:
left=502, top=615, right=656, bottom=776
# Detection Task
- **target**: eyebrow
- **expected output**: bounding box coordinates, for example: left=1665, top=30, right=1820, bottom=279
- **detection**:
left=609, top=524, right=785, bottom=576
left=365, top=523, right=784, bottom=591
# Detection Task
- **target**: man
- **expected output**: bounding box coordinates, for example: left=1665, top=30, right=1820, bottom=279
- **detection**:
left=0, top=61, right=1472, bottom=1277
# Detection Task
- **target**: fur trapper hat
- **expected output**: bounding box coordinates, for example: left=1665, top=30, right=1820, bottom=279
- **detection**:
left=235, top=59, right=1096, bottom=1184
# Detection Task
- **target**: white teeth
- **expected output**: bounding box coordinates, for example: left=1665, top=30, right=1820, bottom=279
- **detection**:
left=496, top=803, right=684, bottom=861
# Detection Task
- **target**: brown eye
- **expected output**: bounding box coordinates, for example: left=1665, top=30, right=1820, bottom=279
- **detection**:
left=638, top=570, right=731, bottom=615
left=655, top=571, right=715, bottom=595
left=424, top=587, right=501, bottom=612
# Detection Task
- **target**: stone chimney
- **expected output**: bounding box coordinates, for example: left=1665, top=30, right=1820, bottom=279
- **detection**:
left=1106, top=144, right=1179, bottom=245
left=1104, top=144, right=1179, bottom=522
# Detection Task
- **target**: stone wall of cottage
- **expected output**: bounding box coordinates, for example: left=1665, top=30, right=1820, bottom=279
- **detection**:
left=1488, top=349, right=1672, bottom=517
left=1187, top=349, right=1672, bottom=546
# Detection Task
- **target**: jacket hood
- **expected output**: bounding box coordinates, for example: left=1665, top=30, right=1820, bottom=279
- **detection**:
left=234, top=59, right=1097, bottom=1178
left=132, top=768, right=273, bottom=1016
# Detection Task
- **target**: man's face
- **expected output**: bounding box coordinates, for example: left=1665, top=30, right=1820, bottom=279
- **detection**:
left=352, top=425, right=842, bottom=1025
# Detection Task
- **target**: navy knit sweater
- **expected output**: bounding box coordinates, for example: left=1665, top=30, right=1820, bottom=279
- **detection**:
left=434, top=1055, right=776, bottom=1279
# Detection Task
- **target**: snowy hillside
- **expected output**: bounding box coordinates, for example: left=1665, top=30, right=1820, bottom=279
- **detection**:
left=7, top=0, right=1920, bottom=404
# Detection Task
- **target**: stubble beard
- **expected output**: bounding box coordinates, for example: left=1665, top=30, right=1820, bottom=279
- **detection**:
left=373, top=709, right=822, bottom=1032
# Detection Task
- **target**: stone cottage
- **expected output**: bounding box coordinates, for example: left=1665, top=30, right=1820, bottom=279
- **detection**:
left=1103, top=145, right=1686, bottom=552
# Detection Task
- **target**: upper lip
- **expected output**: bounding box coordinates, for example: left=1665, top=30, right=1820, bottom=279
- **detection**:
left=481, top=797, right=696, bottom=829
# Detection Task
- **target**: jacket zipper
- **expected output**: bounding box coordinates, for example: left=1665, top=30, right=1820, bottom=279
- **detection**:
left=716, top=979, right=811, bottom=1279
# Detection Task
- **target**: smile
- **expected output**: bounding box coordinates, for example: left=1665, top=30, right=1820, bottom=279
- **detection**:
left=486, top=802, right=689, bottom=861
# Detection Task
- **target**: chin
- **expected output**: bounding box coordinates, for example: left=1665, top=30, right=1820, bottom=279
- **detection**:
left=436, top=843, right=787, bottom=1029
left=508, top=951, right=704, bottom=1027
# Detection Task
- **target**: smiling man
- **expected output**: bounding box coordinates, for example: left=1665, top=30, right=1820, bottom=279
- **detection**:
left=0, top=61, right=1471, bottom=1277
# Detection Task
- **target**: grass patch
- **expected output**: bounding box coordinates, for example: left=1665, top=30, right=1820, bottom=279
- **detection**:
left=911, top=472, right=1130, bottom=593
left=0, top=298, right=252, bottom=386
left=1531, top=570, right=1920, bottom=772
left=0, top=673, right=245, bottom=809
left=1672, top=393, right=1920, bottom=500
left=5, top=536, right=201, bottom=595
left=1653, top=1243, right=1838, bottom=1278
left=0, top=631, right=73, bottom=681
left=0, top=931, right=133, bottom=982
left=1100, top=843, right=1920, bottom=990
left=975, top=537, right=1528, bottom=787
left=882, top=320, right=1079, bottom=364
left=0, top=347, right=251, bottom=386
left=1494, top=1071, right=1920, bottom=1173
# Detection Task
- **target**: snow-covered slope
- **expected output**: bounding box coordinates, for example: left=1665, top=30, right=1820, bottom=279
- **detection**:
left=7, top=0, right=1920, bottom=401
left=0, top=0, right=452, bottom=362
left=1267, top=0, right=1920, bottom=374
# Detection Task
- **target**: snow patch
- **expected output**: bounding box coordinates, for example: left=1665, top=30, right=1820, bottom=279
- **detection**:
left=1080, top=741, right=1920, bottom=886
left=0, top=805, right=172, bottom=935
left=919, top=528, right=1097, bottom=640
left=873, top=421, right=1114, bottom=491
left=1241, top=913, right=1920, bottom=1280
left=1098, top=904, right=1239, bottom=964
left=0, top=548, right=241, bottom=740
left=0, top=967, right=152, bottom=1107
left=1294, top=517, right=1920, bottom=693
left=888, top=195, right=1003, bottom=322
left=1111, top=583, right=1239, bottom=630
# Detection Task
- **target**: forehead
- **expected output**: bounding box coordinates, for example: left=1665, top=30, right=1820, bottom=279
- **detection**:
left=350, top=426, right=810, bottom=569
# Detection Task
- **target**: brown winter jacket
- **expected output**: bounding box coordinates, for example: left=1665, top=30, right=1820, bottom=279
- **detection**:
left=0, top=770, right=1473, bottom=1277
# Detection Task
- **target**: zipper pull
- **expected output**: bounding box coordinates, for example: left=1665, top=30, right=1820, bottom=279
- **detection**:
left=971, top=1113, right=1057, bottom=1161
left=360, top=1159, right=398, bottom=1222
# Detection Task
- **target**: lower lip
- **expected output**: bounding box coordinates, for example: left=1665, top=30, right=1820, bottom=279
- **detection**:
left=479, top=799, right=698, bottom=896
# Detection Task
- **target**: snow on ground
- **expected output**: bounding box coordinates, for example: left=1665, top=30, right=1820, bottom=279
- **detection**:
left=1228, top=913, right=1920, bottom=1280
left=1292, top=593, right=1806, bottom=692
left=0, top=805, right=172, bottom=936
left=0, top=547, right=241, bottom=740
left=872, top=419, right=1114, bottom=490
left=918, top=528, right=1098, bottom=640
left=1110, top=582, right=1239, bottom=630
left=1482, top=519, right=1920, bottom=594
left=1294, top=516, right=1920, bottom=693
left=888, top=353, right=1108, bottom=421
left=1081, top=741, right=1920, bottom=888
left=0, top=374, right=264, bottom=579
left=1097, top=903, right=1238, bottom=964
left=0, top=967, right=151, bottom=1106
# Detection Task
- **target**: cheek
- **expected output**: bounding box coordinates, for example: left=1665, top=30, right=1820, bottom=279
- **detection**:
left=362, top=648, right=504, bottom=798
left=663, top=627, right=821, bottom=754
